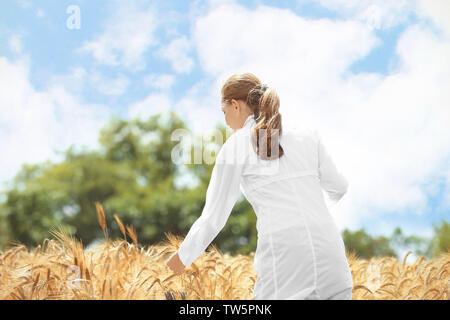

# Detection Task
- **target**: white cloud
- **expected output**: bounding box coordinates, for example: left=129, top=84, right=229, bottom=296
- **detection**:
left=442, top=168, right=450, bottom=208
left=0, top=56, right=111, bottom=189
left=143, top=73, right=176, bottom=90
left=128, top=75, right=224, bottom=134
left=78, top=1, right=159, bottom=70
left=47, top=67, right=130, bottom=96
left=46, top=67, right=86, bottom=94
left=181, top=1, right=450, bottom=233
left=194, top=3, right=377, bottom=77
left=173, top=77, right=227, bottom=134
left=35, top=9, right=45, bottom=18
left=416, top=0, right=450, bottom=37
left=155, top=36, right=195, bottom=74
left=128, top=92, right=173, bottom=119
left=8, top=34, right=23, bottom=54
left=299, top=0, right=417, bottom=30
left=15, top=0, right=31, bottom=9
left=89, top=71, right=130, bottom=96
left=190, top=2, right=378, bottom=133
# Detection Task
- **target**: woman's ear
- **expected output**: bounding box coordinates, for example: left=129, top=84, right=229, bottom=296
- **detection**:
left=230, top=99, right=236, bottom=110
left=231, top=99, right=241, bottom=112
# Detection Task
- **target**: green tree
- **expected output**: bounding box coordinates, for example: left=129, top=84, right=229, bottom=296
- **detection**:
left=426, top=220, right=450, bottom=258
left=342, top=228, right=397, bottom=259
left=389, top=226, right=429, bottom=258
left=1, top=162, right=63, bottom=247
left=0, top=111, right=256, bottom=256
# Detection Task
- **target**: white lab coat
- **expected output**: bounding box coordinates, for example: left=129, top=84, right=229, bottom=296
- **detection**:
left=177, top=114, right=353, bottom=300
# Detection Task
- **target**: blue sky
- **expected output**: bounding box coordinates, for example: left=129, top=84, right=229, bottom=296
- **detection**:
left=0, top=0, right=449, bottom=246
left=0, top=1, right=419, bottom=111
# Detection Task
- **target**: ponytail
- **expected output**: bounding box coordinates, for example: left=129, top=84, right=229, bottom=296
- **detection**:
left=247, top=84, right=284, bottom=160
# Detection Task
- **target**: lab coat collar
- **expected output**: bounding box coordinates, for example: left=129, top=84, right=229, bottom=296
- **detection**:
left=242, top=113, right=256, bottom=129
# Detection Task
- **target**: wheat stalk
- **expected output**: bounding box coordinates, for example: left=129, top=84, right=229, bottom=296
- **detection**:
left=113, top=214, right=127, bottom=242
left=95, top=202, right=109, bottom=242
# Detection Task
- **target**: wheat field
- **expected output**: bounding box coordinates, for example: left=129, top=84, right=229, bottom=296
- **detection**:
left=0, top=203, right=449, bottom=300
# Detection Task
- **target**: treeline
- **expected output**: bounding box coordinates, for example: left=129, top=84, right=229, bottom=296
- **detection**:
left=0, top=111, right=448, bottom=259
left=342, top=223, right=449, bottom=259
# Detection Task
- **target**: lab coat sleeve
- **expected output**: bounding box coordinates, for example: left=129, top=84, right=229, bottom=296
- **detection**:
left=316, top=131, right=349, bottom=205
left=177, top=134, right=244, bottom=268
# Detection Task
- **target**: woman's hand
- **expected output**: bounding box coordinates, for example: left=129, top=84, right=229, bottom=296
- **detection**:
left=166, top=252, right=185, bottom=275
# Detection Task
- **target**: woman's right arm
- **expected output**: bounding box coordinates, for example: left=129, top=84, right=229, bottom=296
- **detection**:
left=176, top=133, right=245, bottom=268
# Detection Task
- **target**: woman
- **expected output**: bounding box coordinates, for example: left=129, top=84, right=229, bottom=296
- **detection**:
left=166, top=72, right=353, bottom=300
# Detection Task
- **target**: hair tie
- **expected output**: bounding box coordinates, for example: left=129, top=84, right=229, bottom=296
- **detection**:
left=261, top=83, right=268, bottom=92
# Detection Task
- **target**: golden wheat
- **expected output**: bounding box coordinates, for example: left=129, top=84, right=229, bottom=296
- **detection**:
left=0, top=204, right=448, bottom=300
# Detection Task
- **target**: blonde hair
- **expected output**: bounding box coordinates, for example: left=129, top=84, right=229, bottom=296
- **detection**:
left=221, top=72, right=284, bottom=160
